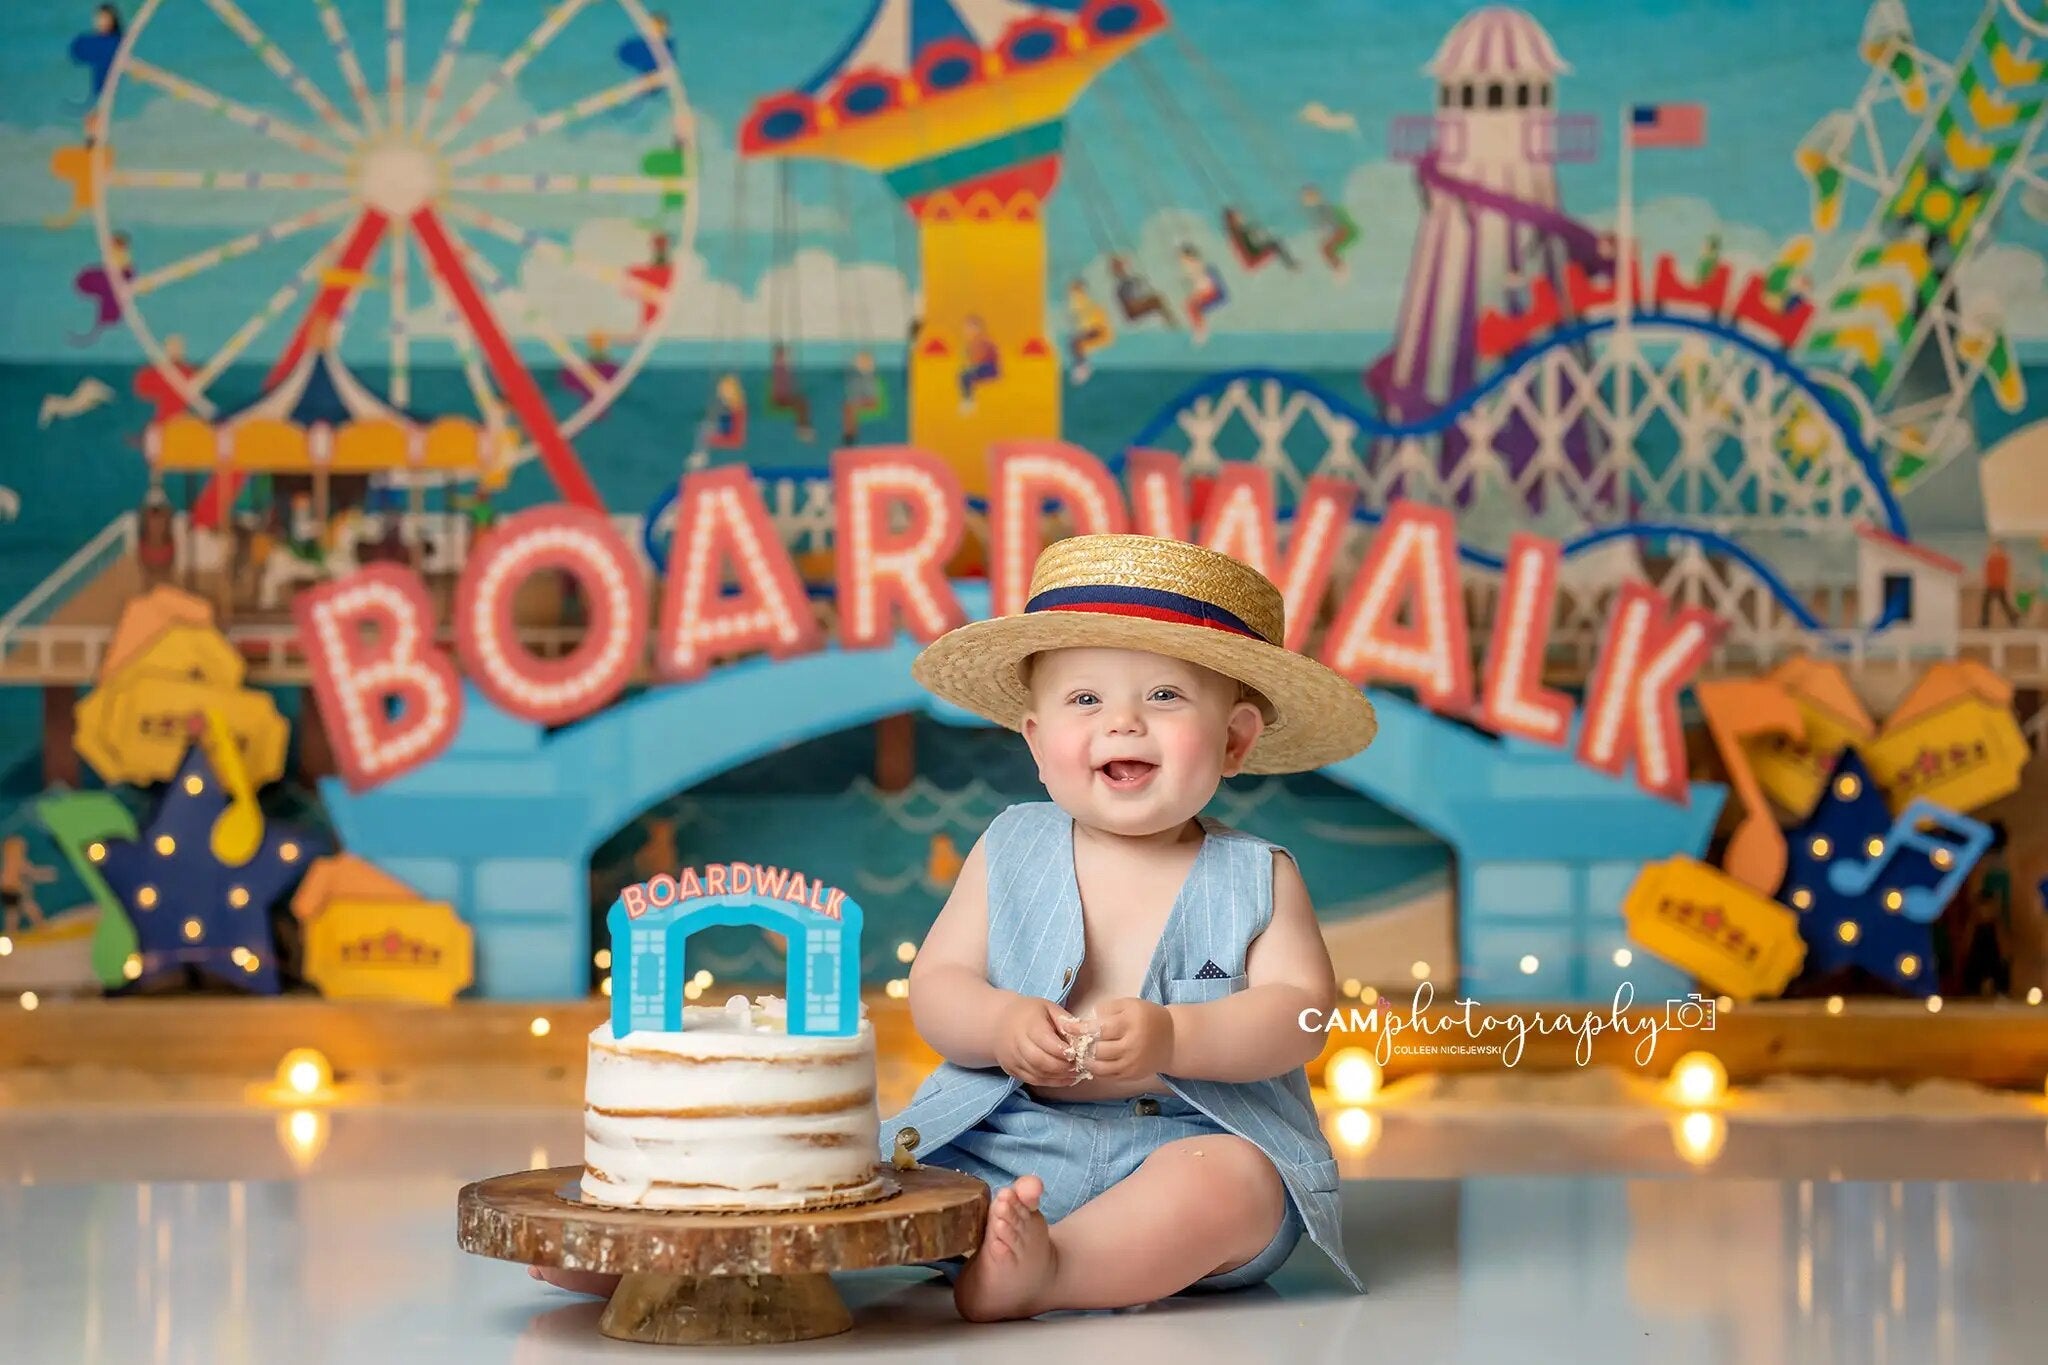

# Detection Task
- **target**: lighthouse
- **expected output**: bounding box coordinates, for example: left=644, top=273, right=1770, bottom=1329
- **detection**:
left=1368, top=7, right=1609, bottom=424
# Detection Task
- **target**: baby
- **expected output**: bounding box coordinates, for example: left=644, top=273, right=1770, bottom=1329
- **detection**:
left=893, top=533, right=1376, bottom=1318
left=531, top=535, right=1375, bottom=1316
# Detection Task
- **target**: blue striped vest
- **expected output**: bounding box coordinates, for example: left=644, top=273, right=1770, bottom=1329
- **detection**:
left=880, top=801, right=1362, bottom=1292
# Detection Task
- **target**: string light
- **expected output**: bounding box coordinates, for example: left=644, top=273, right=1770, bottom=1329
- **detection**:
left=1519, top=955, right=1540, bottom=975
left=884, top=978, right=909, bottom=999
left=2029, top=988, right=2043, bottom=1006
left=1341, top=978, right=1361, bottom=998
left=279, top=1109, right=328, bottom=1169
left=276, top=1048, right=332, bottom=1099
left=1333, top=1107, right=1380, bottom=1154
left=1826, top=996, right=1844, bottom=1015
left=1612, top=948, right=1633, bottom=967
left=1326, top=1047, right=1382, bottom=1105
left=594, top=948, right=611, bottom=970
left=896, top=941, right=917, bottom=963
left=1410, top=960, right=1431, bottom=981
left=600, top=978, right=612, bottom=997
left=529, top=1016, right=552, bottom=1037
left=19, top=991, right=39, bottom=1011
left=1667, top=1052, right=1727, bottom=1107
left=0, top=936, right=10, bottom=957
left=1791, top=888, right=1813, bottom=910
left=1925, top=995, right=1943, bottom=1014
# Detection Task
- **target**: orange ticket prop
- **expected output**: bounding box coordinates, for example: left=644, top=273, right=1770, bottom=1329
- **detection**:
left=1622, top=857, right=1807, bottom=1001
left=1862, top=697, right=2030, bottom=815
left=1697, top=679, right=1801, bottom=895
left=77, top=673, right=288, bottom=788
left=304, top=898, right=475, bottom=1005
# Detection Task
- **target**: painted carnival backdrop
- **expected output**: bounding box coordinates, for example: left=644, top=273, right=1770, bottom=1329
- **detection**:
left=2, top=0, right=2046, bottom=1011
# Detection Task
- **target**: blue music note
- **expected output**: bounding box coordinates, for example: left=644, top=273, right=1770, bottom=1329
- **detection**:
left=1826, top=799, right=1992, bottom=924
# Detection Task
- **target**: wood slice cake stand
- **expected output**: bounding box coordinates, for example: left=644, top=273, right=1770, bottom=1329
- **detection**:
left=458, top=1165, right=988, bottom=1346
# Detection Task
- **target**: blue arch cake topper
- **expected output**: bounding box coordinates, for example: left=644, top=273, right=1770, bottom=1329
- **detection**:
left=605, top=862, right=864, bottom=1038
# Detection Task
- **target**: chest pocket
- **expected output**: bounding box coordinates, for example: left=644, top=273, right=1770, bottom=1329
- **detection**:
left=1164, top=972, right=1248, bottom=1004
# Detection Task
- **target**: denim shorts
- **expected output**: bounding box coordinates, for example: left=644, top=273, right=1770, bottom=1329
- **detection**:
left=912, top=1086, right=1305, bottom=1293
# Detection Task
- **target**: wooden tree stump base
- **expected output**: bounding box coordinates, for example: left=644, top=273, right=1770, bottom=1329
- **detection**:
left=458, top=1165, right=988, bottom=1347
left=599, top=1271, right=852, bottom=1345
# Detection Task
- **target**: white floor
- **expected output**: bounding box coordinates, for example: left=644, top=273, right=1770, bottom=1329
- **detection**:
left=3, top=1108, right=2047, bottom=1364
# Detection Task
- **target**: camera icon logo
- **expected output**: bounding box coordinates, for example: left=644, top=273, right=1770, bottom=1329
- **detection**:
left=1664, top=993, right=1717, bottom=1031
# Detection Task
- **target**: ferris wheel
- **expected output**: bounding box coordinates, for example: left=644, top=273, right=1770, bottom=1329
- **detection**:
left=89, top=0, right=698, bottom=510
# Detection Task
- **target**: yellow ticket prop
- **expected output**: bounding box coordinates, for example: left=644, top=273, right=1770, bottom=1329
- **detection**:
left=1743, top=699, right=1867, bottom=819
left=76, top=676, right=288, bottom=788
left=1622, top=857, right=1807, bottom=1001
left=1861, top=697, right=2030, bottom=814
left=304, top=898, right=475, bottom=1006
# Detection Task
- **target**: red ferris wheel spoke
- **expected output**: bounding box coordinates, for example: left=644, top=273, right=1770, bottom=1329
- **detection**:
left=192, top=209, right=392, bottom=530
left=408, top=206, right=604, bottom=511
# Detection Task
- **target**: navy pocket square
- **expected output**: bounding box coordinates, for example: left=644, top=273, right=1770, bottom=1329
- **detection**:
left=1193, top=960, right=1228, bottom=980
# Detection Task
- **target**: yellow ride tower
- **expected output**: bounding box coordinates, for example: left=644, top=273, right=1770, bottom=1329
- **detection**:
left=741, top=0, right=1168, bottom=497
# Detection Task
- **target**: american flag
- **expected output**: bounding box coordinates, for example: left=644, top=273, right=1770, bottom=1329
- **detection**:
left=1628, top=102, right=1706, bottom=149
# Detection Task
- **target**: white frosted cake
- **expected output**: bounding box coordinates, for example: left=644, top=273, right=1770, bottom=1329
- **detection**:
left=580, top=994, right=883, bottom=1211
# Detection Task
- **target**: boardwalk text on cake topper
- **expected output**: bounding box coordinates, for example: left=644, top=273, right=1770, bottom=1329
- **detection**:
left=620, top=863, right=849, bottom=921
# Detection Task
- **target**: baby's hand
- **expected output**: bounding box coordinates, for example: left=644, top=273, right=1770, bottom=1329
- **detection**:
left=1090, top=997, right=1175, bottom=1081
left=993, top=994, right=1080, bottom=1088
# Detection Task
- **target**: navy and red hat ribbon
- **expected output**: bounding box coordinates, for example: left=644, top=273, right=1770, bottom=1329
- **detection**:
left=1024, top=584, right=1267, bottom=642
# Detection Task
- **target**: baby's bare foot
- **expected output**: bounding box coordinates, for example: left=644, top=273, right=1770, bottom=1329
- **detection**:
left=955, top=1175, right=1057, bottom=1322
left=529, top=1264, right=621, bottom=1297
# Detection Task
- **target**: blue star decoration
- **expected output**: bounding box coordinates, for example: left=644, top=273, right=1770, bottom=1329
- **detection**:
left=1776, top=750, right=1989, bottom=996
left=89, top=741, right=325, bottom=995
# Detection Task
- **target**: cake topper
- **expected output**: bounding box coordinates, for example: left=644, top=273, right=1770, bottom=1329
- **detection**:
left=606, top=862, right=864, bottom=1037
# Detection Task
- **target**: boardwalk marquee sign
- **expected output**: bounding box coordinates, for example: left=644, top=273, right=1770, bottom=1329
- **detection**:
left=292, top=442, right=1725, bottom=799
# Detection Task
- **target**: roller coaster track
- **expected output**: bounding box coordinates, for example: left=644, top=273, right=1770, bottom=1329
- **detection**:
left=1123, top=312, right=1908, bottom=539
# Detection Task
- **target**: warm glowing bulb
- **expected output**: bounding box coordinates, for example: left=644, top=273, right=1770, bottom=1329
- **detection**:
left=87, top=841, right=106, bottom=862
left=1341, top=978, right=1361, bottom=998
left=529, top=1016, right=551, bottom=1038
left=1674, top=1110, right=1726, bottom=1166
left=1866, top=838, right=1885, bottom=858
left=19, top=991, right=39, bottom=1011
left=184, top=775, right=204, bottom=795
left=885, top=978, right=909, bottom=999
left=1836, top=775, right=1860, bottom=798
left=693, top=969, right=712, bottom=988
left=231, top=947, right=251, bottom=967
left=896, top=941, right=917, bottom=964
left=122, top=954, right=141, bottom=980
left=1837, top=921, right=1860, bottom=944
left=181, top=918, right=203, bottom=942
left=1334, top=1106, right=1379, bottom=1152
left=1810, top=837, right=1831, bottom=858
left=1933, top=848, right=1954, bottom=869
left=1326, top=1047, right=1382, bottom=1105
left=155, top=835, right=176, bottom=856
left=1716, top=995, right=1734, bottom=1014
left=1668, top=1051, right=1727, bottom=1107
left=279, top=842, right=300, bottom=863
left=228, top=887, right=249, bottom=909
left=1410, top=960, right=1430, bottom=981
left=1519, top=955, right=1540, bottom=975
left=240, top=954, right=259, bottom=975
left=1792, top=888, right=1813, bottom=910
left=137, top=886, right=157, bottom=909
left=1899, top=953, right=1921, bottom=978
left=1612, top=948, right=1633, bottom=967
left=2031, top=988, right=2044, bottom=1006
left=684, top=982, right=703, bottom=1000
left=1883, top=890, right=1903, bottom=912
left=1826, top=995, right=1844, bottom=1015
left=276, top=1048, right=331, bottom=1098
left=1360, top=986, right=1378, bottom=1005
left=600, top=977, right=613, bottom=997
left=1926, top=995, right=1943, bottom=1014
left=594, top=948, right=612, bottom=970
left=0, top=936, right=10, bottom=957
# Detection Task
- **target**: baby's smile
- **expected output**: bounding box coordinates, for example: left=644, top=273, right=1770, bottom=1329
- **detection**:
left=1096, top=757, right=1159, bottom=790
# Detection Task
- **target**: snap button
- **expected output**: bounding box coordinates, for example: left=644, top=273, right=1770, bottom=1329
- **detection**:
left=1134, top=1097, right=1159, bottom=1117
left=896, top=1126, right=920, bottom=1150
left=1060, top=966, right=1074, bottom=988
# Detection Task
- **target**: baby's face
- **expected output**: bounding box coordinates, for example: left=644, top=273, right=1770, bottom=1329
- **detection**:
left=1020, top=647, right=1263, bottom=838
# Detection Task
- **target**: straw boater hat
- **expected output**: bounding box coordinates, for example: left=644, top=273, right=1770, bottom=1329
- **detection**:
left=912, top=534, right=1376, bottom=774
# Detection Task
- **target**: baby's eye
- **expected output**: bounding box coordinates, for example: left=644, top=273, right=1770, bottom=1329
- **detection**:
left=1069, top=691, right=1100, bottom=707
left=1148, top=687, right=1183, bottom=702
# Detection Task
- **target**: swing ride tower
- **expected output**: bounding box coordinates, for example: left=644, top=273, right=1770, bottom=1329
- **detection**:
left=741, top=0, right=1168, bottom=496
